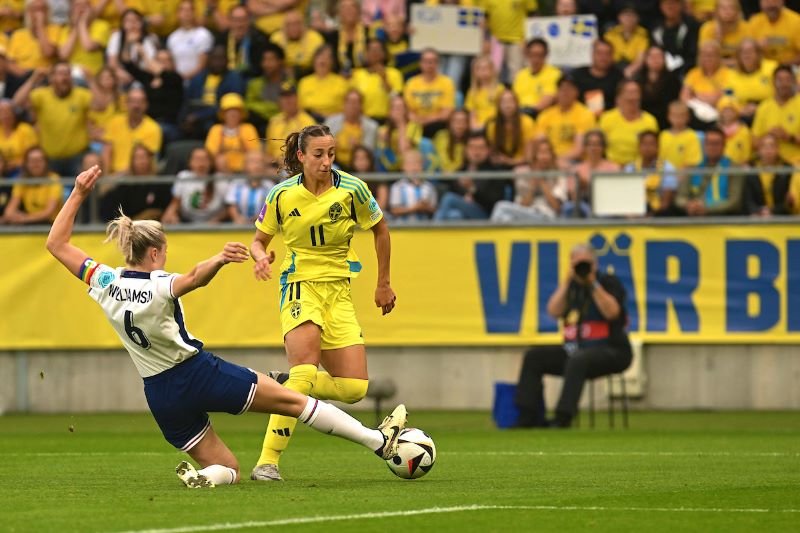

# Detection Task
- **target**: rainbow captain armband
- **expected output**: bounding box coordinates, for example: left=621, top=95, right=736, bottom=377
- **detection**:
left=78, top=258, right=117, bottom=288
left=78, top=258, right=100, bottom=285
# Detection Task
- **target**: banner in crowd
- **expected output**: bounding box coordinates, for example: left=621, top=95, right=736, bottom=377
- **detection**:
left=525, top=15, right=598, bottom=68
left=2, top=225, right=799, bottom=350
left=409, top=4, right=484, bottom=56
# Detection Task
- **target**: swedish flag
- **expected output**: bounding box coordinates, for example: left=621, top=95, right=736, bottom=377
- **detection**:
left=458, top=8, right=483, bottom=27
left=570, top=16, right=596, bottom=38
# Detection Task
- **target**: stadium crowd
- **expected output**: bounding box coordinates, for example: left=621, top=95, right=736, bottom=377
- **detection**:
left=1, top=0, right=800, bottom=225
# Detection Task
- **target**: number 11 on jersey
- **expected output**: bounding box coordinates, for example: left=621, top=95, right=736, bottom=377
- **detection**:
left=310, top=225, right=325, bottom=246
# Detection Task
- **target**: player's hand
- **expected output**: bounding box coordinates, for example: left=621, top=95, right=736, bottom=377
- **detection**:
left=74, top=165, right=102, bottom=196
left=221, top=242, right=249, bottom=264
left=375, top=284, right=396, bottom=316
left=253, top=251, right=276, bottom=281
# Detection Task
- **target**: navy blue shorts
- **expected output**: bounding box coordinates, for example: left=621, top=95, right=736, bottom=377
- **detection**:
left=143, top=351, right=258, bottom=451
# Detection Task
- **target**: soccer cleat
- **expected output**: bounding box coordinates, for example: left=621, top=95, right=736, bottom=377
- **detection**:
left=375, top=404, right=408, bottom=460
left=250, top=463, right=283, bottom=481
left=175, top=460, right=215, bottom=489
left=267, top=370, right=289, bottom=384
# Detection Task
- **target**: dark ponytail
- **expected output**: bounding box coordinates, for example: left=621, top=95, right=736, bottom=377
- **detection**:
left=282, top=124, right=333, bottom=176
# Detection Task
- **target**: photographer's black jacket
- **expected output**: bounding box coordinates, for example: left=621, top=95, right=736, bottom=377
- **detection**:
left=561, top=273, right=630, bottom=350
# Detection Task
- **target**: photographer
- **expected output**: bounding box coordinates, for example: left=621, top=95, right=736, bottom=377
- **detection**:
left=514, top=243, right=632, bottom=428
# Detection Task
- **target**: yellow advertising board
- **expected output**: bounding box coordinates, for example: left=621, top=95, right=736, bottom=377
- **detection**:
left=1, top=225, right=799, bottom=349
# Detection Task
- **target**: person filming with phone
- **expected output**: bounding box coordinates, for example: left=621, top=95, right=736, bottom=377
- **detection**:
left=513, top=243, right=632, bottom=428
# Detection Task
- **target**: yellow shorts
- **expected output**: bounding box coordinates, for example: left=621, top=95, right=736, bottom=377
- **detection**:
left=280, top=279, right=365, bottom=350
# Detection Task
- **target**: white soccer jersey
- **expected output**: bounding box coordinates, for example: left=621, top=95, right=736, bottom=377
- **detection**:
left=78, top=258, right=203, bottom=378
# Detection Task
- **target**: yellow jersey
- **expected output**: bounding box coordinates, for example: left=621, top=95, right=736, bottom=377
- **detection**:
left=57, top=19, right=111, bottom=76
left=479, top=0, right=538, bottom=43
left=11, top=173, right=63, bottom=222
left=255, top=170, right=383, bottom=284
left=512, top=64, right=561, bottom=109
left=204, top=123, right=261, bottom=173
left=270, top=29, right=325, bottom=71
left=729, top=59, right=777, bottom=105
left=748, top=8, right=800, bottom=64
left=603, top=25, right=649, bottom=64
left=724, top=123, right=752, bottom=165
left=254, top=0, right=309, bottom=35
left=8, top=25, right=62, bottom=71
left=403, top=74, right=456, bottom=121
left=332, top=121, right=363, bottom=168
left=91, top=0, right=143, bottom=28
left=265, top=111, right=317, bottom=160
left=683, top=66, right=734, bottom=99
left=139, top=0, right=181, bottom=37
left=432, top=129, right=465, bottom=172
left=30, top=86, right=92, bottom=158
left=0, top=0, right=23, bottom=34
left=599, top=109, right=659, bottom=166
left=350, top=67, right=404, bottom=120
left=0, top=122, right=38, bottom=170
left=659, top=128, right=703, bottom=169
left=699, top=19, right=750, bottom=60
left=103, top=114, right=163, bottom=172
left=752, top=95, right=800, bottom=163
left=298, top=72, right=349, bottom=118
left=485, top=114, right=536, bottom=160
left=465, top=84, right=504, bottom=128
left=535, top=102, right=596, bottom=157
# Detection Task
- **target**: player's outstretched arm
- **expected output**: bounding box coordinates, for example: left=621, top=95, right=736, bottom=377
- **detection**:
left=371, top=218, right=396, bottom=315
left=250, top=228, right=276, bottom=281
left=172, top=242, right=250, bottom=298
left=45, top=165, right=103, bottom=276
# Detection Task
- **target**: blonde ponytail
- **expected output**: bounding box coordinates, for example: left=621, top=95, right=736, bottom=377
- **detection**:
left=104, top=211, right=166, bottom=265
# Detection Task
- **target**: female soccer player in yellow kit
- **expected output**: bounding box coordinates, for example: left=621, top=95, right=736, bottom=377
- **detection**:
left=249, top=124, right=397, bottom=481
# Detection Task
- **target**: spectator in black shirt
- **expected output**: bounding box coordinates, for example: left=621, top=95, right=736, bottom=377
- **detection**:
left=0, top=50, right=24, bottom=99
left=514, top=243, right=632, bottom=428
left=131, top=49, right=185, bottom=146
left=571, top=39, right=624, bottom=115
left=215, top=5, right=271, bottom=79
left=650, top=0, right=699, bottom=76
left=636, top=45, right=682, bottom=130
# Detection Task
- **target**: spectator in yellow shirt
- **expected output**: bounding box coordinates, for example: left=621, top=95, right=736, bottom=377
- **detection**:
left=377, top=94, right=423, bottom=172
left=432, top=109, right=469, bottom=173
left=205, top=93, right=261, bottom=174
left=748, top=0, right=800, bottom=66
left=659, top=100, right=703, bottom=169
left=752, top=65, right=800, bottom=163
left=603, top=4, right=649, bottom=78
left=486, top=89, right=536, bottom=169
left=7, top=0, right=59, bottom=78
left=102, top=86, right=163, bottom=174
left=465, top=55, right=504, bottom=130
left=265, top=82, right=316, bottom=161
left=298, top=44, right=349, bottom=121
left=0, top=146, right=62, bottom=224
left=350, top=38, right=404, bottom=122
left=0, top=99, right=38, bottom=175
left=717, top=96, right=752, bottom=164
left=247, top=0, right=306, bottom=36
left=687, top=0, right=716, bottom=22
left=13, top=62, right=92, bottom=176
left=481, top=0, right=537, bottom=83
left=270, top=9, right=325, bottom=78
left=535, top=76, right=596, bottom=165
left=403, top=48, right=456, bottom=137
left=730, top=38, right=778, bottom=124
left=699, top=0, right=749, bottom=65
left=57, top=0, right=111, bottom=79
left=0, top=0, right=24, bottom=34
left=599, top=80, right=660, bottom=166
left=513, top=38, right=561, bottom=119
left=681, top=41, right=734, bottom=128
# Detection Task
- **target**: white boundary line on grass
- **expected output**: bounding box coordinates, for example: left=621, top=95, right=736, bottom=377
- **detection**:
left=115, top=504, right=800, bottom=533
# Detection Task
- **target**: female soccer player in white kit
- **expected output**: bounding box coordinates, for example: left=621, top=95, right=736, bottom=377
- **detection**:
left=45, top=165, right=407, bottom=488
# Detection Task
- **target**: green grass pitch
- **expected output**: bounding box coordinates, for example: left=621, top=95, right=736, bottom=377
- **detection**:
left=1, top=410, right=798, bottom=532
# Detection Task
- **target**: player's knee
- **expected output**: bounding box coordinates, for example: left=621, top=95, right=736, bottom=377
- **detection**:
left=336, top=377, right=369, bottom=404
left=286, top=363, right=318, bottom=395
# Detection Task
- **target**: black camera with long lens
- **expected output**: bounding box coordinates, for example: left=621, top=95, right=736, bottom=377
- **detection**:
left=573, top=260, right=592, bottom=280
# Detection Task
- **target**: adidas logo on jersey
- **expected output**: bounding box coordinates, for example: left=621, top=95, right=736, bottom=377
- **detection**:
left=288, top=208, right=301, bottom=217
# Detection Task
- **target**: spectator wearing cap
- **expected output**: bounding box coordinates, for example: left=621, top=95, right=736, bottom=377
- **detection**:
left=166, top=0, right=215, bottom=81
left=603, top=4, right=648, bottom=78
left=215, top=4, right=271, bottom=79
left=182, top=44, right=246, bottom=139
left=729, top=38, right=778, bottom=125
left=7, top=0, right=59, bottom=78
left=56, top=0, right=111, bottom=79
left=650, top=0, right=699, bottom=76
left=265, top=82, right=316, bottom=161
left=245, top=44, right=288, bottom=134
left=744, top=132, right=795, bottom=216
left=102, top=86, right=163, bottom=174
left=599, top=79, right=659, bottom=166
left=205, top=93, right=261, bottom=174
left=748, top=0, right=800, bottom=66
left=752, top=65, right=800, bottom=164
left=403, top=48, right=456, bottom=137
left=351, top=38, right=404, bottom=123
left=0, top=47, right=25, bottom=99
left=717, top=96, right=752, bottom=165
left=513, top=38, right=561, bottom=120
left=675, top=126, right=744, bottom=216
left=571, top=39, right=624, bottom=116
left=324, top=89, right=378, bottom=170
left=699, top=0, right=749, bottom=65
left=535, top=76, right=596, bottom=165
left=297, top=44, right=349, bottom=121
left=270, top=9, right=324, bottom=78
left=13, top=61, right=92, bottom=177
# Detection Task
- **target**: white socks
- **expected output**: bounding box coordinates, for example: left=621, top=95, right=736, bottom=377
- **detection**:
left=298, top=397, right=384, bottom=452
left=197, top=464, right=238, bottom=485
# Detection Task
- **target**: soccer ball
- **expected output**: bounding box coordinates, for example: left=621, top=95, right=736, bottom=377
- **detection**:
left=385, top=428, right=436, bottom=479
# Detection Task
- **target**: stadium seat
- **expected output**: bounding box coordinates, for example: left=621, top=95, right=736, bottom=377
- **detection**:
left=585, top=374, right=629, bottom=429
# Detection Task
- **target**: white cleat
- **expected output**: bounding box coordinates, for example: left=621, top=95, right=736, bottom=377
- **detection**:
left=376, top=404, right=408, bottom=460
left=175, top=460, right=215, bottom=488
left=250, top=463, right=283, bottom=481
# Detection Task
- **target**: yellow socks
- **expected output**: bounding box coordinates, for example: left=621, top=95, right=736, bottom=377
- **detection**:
left=312, top=372, right=369, bottom=404
left=255, top=364, right=317, bottom=466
